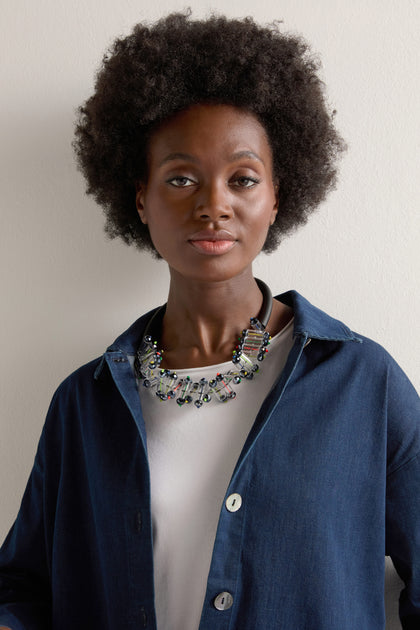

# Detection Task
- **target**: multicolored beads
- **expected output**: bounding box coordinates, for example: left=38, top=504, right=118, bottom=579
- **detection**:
left=134, top=318, right=271, bottom=408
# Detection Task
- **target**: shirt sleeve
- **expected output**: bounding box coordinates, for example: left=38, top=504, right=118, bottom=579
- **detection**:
left=385, top=358, right=420, bottom=629
left=0, top=403, right=56, bottom=630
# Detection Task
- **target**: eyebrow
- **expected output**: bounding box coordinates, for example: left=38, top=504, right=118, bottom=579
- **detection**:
left=158, top=150, right=264, bottom=167
left=228, top=150, right=263, bottom=164
left=158, top=153, right=199, bottom=167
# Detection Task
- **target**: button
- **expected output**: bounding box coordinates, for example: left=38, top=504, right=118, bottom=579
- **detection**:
left=214, top=591, right=234, bottom=611
left=225, top=493, right=242, bottom=513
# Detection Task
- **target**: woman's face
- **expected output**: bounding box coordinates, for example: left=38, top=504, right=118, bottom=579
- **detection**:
left=136, top=104, right=278, bottom=284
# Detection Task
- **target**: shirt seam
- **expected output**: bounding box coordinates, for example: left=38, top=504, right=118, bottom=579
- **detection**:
left=387, top=450, right=420, bottom=479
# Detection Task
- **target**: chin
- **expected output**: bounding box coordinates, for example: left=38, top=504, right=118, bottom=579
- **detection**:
left=169, top=260, right=256, bottom=286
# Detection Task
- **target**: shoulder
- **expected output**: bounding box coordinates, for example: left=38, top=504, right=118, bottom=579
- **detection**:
left=51, top=356, right=103, bottom=403
left=41, top=308, right=158, bottom=436
left=283, top=291, right=419, bottom=470
left=278, top=290, right=418, bottom=401
left=52, top=306, right=159, bottom=397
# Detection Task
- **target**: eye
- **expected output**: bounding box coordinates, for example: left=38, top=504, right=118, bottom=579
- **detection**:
left=166, top=176, right=196, bottom=188
left=231, top=176, right=260, bottom=189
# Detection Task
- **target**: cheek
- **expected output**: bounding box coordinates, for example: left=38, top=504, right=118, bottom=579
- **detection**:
left=143, top=186, right=185, bottom=224
left=248, top=197, right=277, bottom=230
left=143, top=207, right=181, bottom=258
left=147, top=210, right=178, bottom=241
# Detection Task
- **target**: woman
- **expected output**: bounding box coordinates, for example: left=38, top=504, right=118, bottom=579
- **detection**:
left=0, top=12, right=418, bottom=630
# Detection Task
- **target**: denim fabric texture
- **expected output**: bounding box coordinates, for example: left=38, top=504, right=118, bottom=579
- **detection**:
left=0, top=291, right=419, bottom=630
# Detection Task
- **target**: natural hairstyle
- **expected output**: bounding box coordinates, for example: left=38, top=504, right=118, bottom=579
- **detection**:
left=73, top=11, right=345, bottom=255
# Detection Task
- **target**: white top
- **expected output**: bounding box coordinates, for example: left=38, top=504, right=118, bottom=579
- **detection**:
left=138, top=319, right=294, bottom=630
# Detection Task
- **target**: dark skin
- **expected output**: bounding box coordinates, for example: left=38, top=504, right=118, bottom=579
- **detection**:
left=136, top=104, right=292, bottom=369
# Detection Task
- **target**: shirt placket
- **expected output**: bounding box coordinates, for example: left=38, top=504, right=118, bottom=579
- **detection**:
left=198, top=335, right=309, bottom=629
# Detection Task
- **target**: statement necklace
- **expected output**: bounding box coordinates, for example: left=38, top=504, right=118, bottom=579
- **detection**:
left=134, top=279, right=273, bottom=409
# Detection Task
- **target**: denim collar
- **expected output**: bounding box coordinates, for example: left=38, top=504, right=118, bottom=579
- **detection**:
left=278, top=290, right=362, bottom=343
left=95, top=290, right=361, bottom=380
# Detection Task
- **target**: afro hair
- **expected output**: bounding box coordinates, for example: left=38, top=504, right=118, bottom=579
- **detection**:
left=73, top=11, right=346, bottom=255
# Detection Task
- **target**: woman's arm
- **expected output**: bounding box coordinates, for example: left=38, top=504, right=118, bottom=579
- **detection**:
left=0, top=420, right=53, bottom=630
left=385, top=359, right=420, bottom=629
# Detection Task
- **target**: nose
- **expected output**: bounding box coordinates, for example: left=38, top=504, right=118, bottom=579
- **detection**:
left=193, top=181, right=233, bottom=221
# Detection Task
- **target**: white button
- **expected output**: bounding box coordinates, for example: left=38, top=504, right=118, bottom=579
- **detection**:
left=214, top=591, right=234, bottom=611
left=225, top=493, right=242, bottom=513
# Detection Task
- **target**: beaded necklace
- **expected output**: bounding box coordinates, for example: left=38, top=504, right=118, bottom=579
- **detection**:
left=134, top=279, right=273, bottom=408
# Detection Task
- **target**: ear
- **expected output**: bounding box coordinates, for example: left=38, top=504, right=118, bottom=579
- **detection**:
left=270, top=183, right=279, bottom=225
left=135, top=181, right=148, bottom=224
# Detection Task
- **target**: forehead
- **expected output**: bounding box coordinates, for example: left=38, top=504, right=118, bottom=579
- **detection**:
left=147, top=104, right=273, bottom=166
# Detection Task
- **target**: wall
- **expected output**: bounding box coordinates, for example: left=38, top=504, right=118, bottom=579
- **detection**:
left=1, top=1, right=419, bottom=627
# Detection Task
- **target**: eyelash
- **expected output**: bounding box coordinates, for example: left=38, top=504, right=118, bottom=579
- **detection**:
left=167, top=176, right=196, bottom=187
left=166, top=175, right=261, bottom=189
left=233, top=176, right=260, bottom=188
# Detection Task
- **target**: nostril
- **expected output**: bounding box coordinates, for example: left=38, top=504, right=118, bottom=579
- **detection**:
left=199, top=213, right=230, bottom=221
left=194, top=197, right=233, bottom=220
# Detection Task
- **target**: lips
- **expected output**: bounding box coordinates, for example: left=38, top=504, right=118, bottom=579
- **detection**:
left=188, top=230, right=236, bottom=255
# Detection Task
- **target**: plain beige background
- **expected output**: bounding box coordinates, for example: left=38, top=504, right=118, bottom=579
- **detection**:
left=1, top=1, right=419, bottom=627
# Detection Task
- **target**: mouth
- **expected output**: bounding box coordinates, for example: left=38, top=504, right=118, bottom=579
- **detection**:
left=188, top=230, right=236, bottom=256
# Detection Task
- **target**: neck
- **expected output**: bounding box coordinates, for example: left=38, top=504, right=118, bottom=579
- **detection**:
left=160, top=270, right=264, bottom=368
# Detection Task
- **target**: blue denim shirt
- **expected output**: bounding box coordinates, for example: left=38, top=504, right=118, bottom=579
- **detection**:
left=0, top=291, right=419, bottom=630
